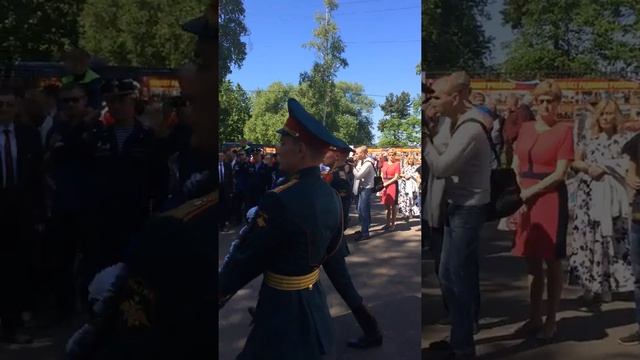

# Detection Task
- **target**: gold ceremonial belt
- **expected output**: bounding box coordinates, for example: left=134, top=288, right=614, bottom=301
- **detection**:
left=264, top=269, right=320, bottom=291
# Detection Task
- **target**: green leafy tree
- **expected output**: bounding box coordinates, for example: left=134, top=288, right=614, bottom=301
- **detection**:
left=243, top=82, right=297, bottom=145
left=298, top=0, right=348, bottom=131
left=423, top=0, right=493, bottom=74
left=332, top=82, right=375, bottom=146
left=79, top=0, right=206, bottom=67
left=0, top=0, right=84, bottom=62
left=219, top=0, right=249, bottom=79
left=502, top=0, right=640, bottom=78
left=377, top=92, right=421, bottom=147
left=220, top=79, right=251, bottom=142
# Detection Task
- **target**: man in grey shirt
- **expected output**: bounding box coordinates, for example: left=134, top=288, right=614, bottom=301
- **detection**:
left=424, top=71, right=492, bottom=359
left=353, top=146, right=376, bottom=241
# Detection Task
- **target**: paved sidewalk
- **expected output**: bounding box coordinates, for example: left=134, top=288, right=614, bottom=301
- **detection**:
left=422, top=223, right=640, bottom=360
left=219, top=200, right=422, bottom=360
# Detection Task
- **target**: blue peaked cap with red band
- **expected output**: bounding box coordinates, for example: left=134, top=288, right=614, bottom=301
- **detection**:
left=276, top=98, right=344, bottom=151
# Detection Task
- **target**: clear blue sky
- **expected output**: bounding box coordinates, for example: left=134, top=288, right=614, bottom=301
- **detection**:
left=227, top=0, right=420, bottom=141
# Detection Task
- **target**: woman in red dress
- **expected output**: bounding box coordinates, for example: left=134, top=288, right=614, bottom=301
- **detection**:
left=381, top=151, right=401, bottom=230
left=512, top=80, right=574, bottom=340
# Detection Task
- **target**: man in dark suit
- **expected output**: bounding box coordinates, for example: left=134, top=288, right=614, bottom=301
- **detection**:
left=219, top=149, right=233, bottom=231
left=0, top=84, right=45, bottom=344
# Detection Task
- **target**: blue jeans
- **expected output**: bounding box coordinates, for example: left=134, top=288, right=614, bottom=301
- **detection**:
left=439, top=204, right=485, bottom=356
left=629, top=222, right=640, bottom=328
left=357, top=188, right=372, bottom=237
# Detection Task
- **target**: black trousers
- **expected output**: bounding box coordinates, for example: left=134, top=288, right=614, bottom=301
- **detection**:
left=0, top=242, right=30, bottom=335
left=48, top=210, right=96, bottom=316
left=324, top=255, right=363, bottom=310
left=0, top=191, right=33, bottom=334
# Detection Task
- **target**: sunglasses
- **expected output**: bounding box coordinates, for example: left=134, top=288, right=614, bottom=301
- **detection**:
left=0, top=101, right=15, bottom=109
left=61, top=96, right=83, bottom=104
left=537, top=98, right=557, bottom=105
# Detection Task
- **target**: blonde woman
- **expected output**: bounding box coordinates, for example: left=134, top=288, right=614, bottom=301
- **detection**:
left=512, top=80, right=574, bottom=340
left=569, top=99, right=634, bottom=304
left=380, top=151, right=401, bottom=230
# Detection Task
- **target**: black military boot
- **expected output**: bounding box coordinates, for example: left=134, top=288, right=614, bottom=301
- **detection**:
left=347, top=303, right=383, bottom=349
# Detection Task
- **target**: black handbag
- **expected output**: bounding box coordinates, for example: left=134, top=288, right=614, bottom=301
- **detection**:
left=456, top=119, right=522, bottom=222
left=372, top=161, right=384, bottom=193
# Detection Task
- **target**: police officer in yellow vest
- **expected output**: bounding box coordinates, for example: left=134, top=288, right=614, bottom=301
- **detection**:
left=219, top=98, right=344, bottom=359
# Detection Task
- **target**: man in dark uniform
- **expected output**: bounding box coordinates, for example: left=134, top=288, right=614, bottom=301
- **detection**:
left=322, top=141, right=383, bottom=349
left=65, top=5, right=219, bottom=358
left=219, top=98, right=344, bottom=360
left=85, top=79, right=167, bottom=285
left=45, top=83, right=102, bottom=319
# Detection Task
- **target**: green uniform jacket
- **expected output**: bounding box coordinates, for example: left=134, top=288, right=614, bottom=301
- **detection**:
left=219, top=166, right=343, bottom=360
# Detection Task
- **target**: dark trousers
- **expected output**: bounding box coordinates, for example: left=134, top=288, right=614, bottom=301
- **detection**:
left=324, top=255, right=364, bottom=309
left=629, top=222, right=640, bottom=328
left=219, top=190, right=232, bottom=229
left=0, top=252, right=29, bottom=336
left=0, top=193, right=32, bottom=335
left=232, top=190, right=246, bottom=223
left=49, top=210, right=92, bottom=316
left=439, top=204, right=485, bottom=355
left=431, top=226, right=481, bottom=323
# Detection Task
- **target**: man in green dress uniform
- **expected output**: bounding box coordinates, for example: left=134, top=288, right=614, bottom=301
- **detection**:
left=219, top=98, right=344, bottom=359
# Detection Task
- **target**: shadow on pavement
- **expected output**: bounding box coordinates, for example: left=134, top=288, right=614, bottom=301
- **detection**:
left=329, top=295, right=421, bottom=360
left=422, top=221, right=640, bottom=359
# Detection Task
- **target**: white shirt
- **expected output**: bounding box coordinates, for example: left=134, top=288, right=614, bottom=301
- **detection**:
left=0, top=122, right=18, bottom=187
left=218, top=161, right=225, bottom=183
left=39, top=109, right=56, bottom=146
left=352, top=158, right=375, bottom=195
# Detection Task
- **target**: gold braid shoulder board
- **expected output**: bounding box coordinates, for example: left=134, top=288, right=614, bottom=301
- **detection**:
left=162, top=190, right=218, bottom=222
left=270, top=178, right=299, bottom=193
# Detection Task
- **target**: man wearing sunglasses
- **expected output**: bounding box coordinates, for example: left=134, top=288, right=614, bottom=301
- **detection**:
left=0, top=84, right=44, bottom=344
left=45, top=82, right=102, bottom=318
left=79, top=79, right=168, bottom=289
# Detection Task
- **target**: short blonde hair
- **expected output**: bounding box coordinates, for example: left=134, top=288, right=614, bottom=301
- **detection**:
left=533, top=80, right=562, bottom=102
left=590, top=99, right=623, bottom=137
left=356, top=146, right=368, bottom=154
left=448, top=71, right=471, bottom=96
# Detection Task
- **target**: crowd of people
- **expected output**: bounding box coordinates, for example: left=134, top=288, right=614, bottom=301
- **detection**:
left=219, top=141, right=422, bottom=237
left=423, top=71, right=640, bottom=359
left=0, top=42, right=214, bottom=351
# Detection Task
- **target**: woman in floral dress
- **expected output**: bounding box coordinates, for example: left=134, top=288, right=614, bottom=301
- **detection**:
left=398, top=156, right=421, bottom=221
left=569, top=99, right=634, bottom=304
